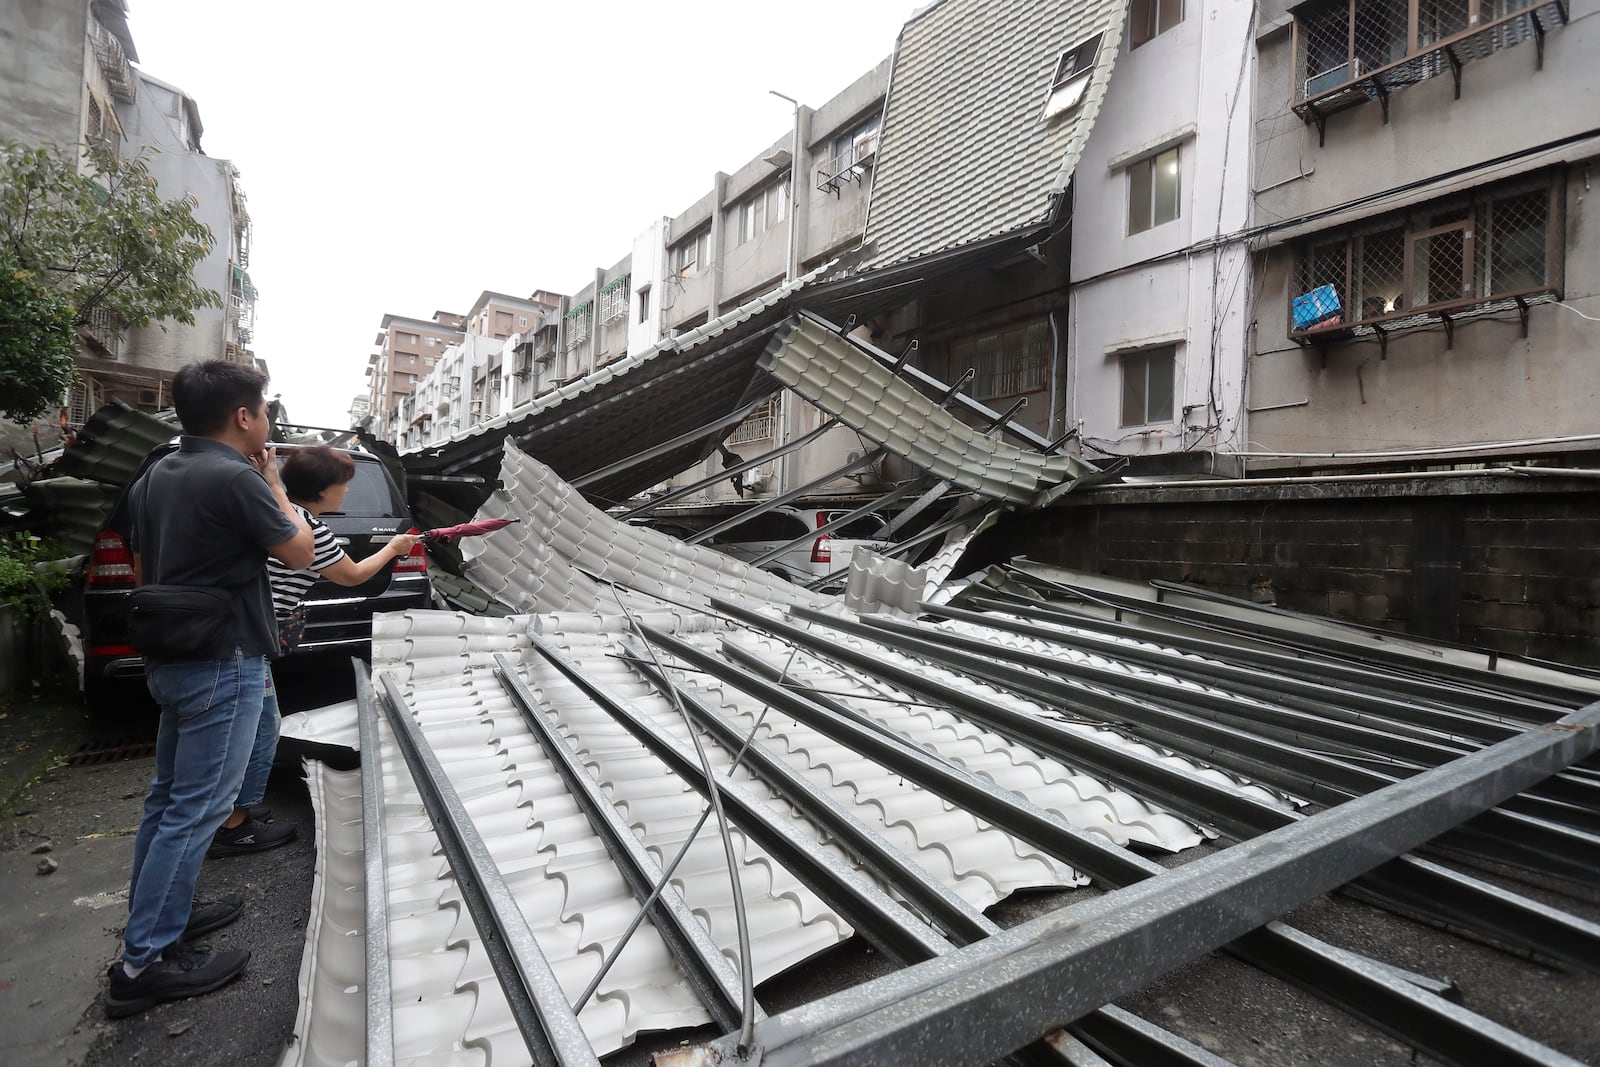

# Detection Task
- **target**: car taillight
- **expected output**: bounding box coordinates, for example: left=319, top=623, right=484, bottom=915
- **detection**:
left=811, top=534, right=831, bottom=564
left=394, top=532, right=428, bottom=574
left=87, top=530, right=136, bottom=586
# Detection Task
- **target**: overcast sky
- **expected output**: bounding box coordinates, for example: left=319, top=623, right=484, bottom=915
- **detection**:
left=126, top=1, right=915, bottom=427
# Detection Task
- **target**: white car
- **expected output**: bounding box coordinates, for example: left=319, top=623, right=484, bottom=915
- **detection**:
left=711, top=505, right=893, bottom=586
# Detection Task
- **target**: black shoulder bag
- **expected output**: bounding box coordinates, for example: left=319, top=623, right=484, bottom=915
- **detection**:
left=126, top=584, right=236, bottom=661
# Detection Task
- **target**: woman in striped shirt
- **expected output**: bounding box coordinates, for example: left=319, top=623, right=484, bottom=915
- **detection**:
left=213, top=446, right=418, bottom=856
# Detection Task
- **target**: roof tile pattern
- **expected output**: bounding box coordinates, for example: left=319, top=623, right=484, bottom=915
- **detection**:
left=863, top=0, right=1126, bottom=269
left=763, top=316, right=1083, bottom=503
left=457, top=439, right=823, bottom=614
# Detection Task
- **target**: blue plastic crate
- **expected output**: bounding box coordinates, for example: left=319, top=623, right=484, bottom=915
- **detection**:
left=1292, top=284, right=1342, bottom=331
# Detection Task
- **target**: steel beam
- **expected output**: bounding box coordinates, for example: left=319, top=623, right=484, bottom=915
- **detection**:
left=686, top=448, right=888, bottom=545
left=372, top=673, right=598, bottom=1067
left=679, top=698, right=1599, bottom=1067
left=488, top=657, right=756, bottom=1033
left=622, top=417, right=841, bottom=519
left=352, top=666, right=395, bottom=1067
left=640, top=622, right=1593, bottom=1065
left=740, top=603, right=1600, bottom=971
left=847, top=612, right=1600, bottom=880
left=571, top=397, right=769, bottom=489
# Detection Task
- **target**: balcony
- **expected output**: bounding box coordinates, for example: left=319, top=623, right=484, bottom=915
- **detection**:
left=81, top=306, right=123, bottom=359
left=89, top=19, right=136, bottom=104
left=1291, top=0, right=1568, bottom=144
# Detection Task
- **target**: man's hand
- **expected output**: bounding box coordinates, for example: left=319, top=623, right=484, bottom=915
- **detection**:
left=250, top=446, right=283, bottom=489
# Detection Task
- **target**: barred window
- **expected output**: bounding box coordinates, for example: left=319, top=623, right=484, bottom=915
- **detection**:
left=1291, top=175, right=1560, bottom=332
left=728, top=397, right=779, bottom=445
left=564, top=302, right=592, bottom=351
left=598, top=275, right=630, bottom=326
left=1294, top=0, right=1562, bottom=105
left=951, top=320, right=1050, bottom=401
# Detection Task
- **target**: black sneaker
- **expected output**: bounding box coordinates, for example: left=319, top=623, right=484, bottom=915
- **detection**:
left=104, top=944, right=250, bottom=1018
left=245, top=803, right=272, bottom=820
left=181, top=893, right=244, bottom=941
left=207, top=817, right=296, bottom=858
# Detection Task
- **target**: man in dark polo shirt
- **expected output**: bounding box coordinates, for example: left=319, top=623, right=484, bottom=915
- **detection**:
left=105, top=361, right=314, bottom=1019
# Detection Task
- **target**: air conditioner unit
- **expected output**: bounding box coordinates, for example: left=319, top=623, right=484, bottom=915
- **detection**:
left=1305, top=57, right=1364, bottom=98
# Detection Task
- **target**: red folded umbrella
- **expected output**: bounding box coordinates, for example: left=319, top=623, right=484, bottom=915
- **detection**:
left=418, top=517, right=521, bottom=544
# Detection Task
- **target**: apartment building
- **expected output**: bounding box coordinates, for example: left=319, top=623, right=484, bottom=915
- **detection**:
left=1249, top=0, right=1597, bottom=471
left=1066, top=0, right=1256, bottom=474
left=1, top=0, right=260, bottom=423
left=366, top=312, right=464, bottom=440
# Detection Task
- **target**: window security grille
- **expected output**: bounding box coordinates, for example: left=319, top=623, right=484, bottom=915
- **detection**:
left=599, top=276, right=630, bottom=326
left=728, top=397, right=780, bottom=444
left=1292, top=176, right=1559, bottom=334
left=565, top=302, right=592, bottom=351
left=1293, top=0, right=1566, bottom=120
left=951, top=321, right=1051, bottom=401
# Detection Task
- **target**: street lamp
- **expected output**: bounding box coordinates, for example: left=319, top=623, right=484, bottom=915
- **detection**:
left=768, top=90, right=801, bottom=283
left=768, top=90, right=803, bottom=496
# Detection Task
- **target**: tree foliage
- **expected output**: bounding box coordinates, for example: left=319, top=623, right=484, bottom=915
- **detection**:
left=0, top=141, right=224, bottom=423
left=0, top=268, right=78, bottom=424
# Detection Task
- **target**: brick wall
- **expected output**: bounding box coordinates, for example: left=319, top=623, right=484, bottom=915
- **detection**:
left=986, top=477, right=1600, bottom=666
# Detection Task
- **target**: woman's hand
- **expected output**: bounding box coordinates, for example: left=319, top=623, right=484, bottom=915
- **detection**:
left=386, top=533, right=418, bottom=558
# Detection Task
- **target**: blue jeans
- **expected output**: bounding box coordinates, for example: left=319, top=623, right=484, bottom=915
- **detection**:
left=125, top=650, right=266, bottom=967
left=236, top=664, right=279, bottom=809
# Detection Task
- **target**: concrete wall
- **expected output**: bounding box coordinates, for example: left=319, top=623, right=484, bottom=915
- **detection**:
left=1248, top=6, right=1600, bottom=471
left=628, top=218, right=668, bottom=355
left=0, top=0, right=87, bottom=150
left=989, top=478, right=1600, bottom=666
left=1067, top=0, right=1255, bottom=470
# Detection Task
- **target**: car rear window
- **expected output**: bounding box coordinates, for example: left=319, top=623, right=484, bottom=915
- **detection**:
left=824, top=512, right=888, bottom=539
left=319, top=461, right=400, bottom=516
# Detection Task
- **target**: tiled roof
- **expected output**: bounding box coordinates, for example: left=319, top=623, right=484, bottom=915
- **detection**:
left=861, top=0, right=1125, bottom=270
left=457, top=439, right=822, bottom=614
left=763, top=315, right=1091, bottom=503
left=53, top=402, right=177, bottom=486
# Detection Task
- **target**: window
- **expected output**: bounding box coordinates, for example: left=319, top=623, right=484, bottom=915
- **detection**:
left=599, top=275, right=630, bottom=326
left=519, top=315, right=528, bottom=327
left=728, top=397, right=779, bottom=444
left=424, top=357, right=434, bottom=367
left=398, top=331, right=419, bottom=346
left=564, top=302, right=592, bottom=351
left=637, top=285, right=652, bottom=324
left=736, top=182, right=789, bottom=245
left=1294, top=0, right=1557, bottom=105
left=950, top=320, right=1051, bottom=402
left=1130, top=0, right=1183, bottom=48
left=1120, top=346, right=1176, bottom=427
left=1042, top=32, right=1104, bottom=118
left=1290, top=175, right=1559, bottom=332
left=1128, top=146, right=1181, bottom=234
left=425, top=337, right=436, bottom=347
left=818, top=114, right=883, bottom=192
left=671, top=229, right=711, bottom=277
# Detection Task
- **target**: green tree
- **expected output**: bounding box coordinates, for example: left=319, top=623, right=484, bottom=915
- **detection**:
left=0, top=141, right=223, bottom=423
left=0, top=268, right=78, bottom=424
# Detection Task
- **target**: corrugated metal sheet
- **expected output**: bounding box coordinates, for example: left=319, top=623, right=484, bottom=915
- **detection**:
left=862, top=0, right=1125, bottom=270
left=457, top=439, right=821, bottom=614
left=764, top=315, right=1086, bottom=503
left=53, top=402, right=177, bottom=486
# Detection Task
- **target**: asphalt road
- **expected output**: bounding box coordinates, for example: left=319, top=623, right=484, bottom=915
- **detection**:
left=0, top=651, right=354, bottom=1067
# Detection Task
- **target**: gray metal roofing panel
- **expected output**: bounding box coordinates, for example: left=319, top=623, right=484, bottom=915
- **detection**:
left=764, top=316, right=1082, bottom=504
left=457, top=439, right=823, bottom=614
left=53, top=402, right=177, bottom=486
left=19, top=477, right=120, bottom=554
left=863, top=0, right=1125, bottom=271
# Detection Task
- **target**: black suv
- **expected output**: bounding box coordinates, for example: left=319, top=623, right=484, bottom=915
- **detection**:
left=82, top=441, right=433, bottom=707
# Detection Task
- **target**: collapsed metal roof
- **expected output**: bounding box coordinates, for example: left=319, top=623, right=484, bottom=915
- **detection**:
left=280, top=450, right=1600, bottom=1067
left=859, top=0, right=1125, bottom=271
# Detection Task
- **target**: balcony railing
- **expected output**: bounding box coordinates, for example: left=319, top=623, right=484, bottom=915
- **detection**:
left=1291, top=0, right=1567, bottom=142
left=89, top=19, right=136, bottom=103
left=81, top=306, right=123, bottom=359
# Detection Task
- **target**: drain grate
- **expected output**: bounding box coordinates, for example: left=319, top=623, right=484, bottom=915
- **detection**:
left=68, top=738, right=158, bottom=767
